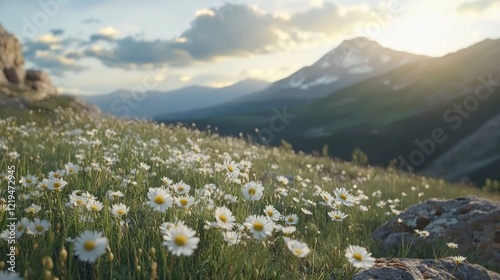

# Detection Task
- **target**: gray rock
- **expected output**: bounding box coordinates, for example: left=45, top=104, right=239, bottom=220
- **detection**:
left=372, top=196, right=500, bottom=269
left=4, top=67, right=25, bottom=84
left=25, top=69, right=58, bottom=99
left=353, top=258, right=500, bottom=280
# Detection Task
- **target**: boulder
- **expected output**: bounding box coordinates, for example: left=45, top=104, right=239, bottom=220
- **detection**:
left=25, top=69, right=58, bottom=98
left=0, top=24, right=25, bottom=84
left=372, top=196, right=500, bottom=269
left=353, top=258, right=500, bottom=280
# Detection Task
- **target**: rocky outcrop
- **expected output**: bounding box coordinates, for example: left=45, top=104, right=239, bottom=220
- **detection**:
left=371, top=196, right=500, bottom=269
left=353, top=258, right=500, bottom=280
left=0, top=24, right=57, bottom=99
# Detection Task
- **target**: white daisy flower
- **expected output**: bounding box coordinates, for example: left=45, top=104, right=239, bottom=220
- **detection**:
left=283, top=214, right=299, bottom=225
left=74, top=230, right=109, bottom=263
left=334, top=188, right=354, bottom=206
left=24, top=204, right=42, bottom=214
left=285, top=239, right=310, bottom=258
left=244, top=215, right=273, bottom=240
left=162, top=224, right=200, bottom=256
left=345, top=245, right=375, bottom=269
left=223, top=159, right=241, bottom=179
left=28, top=218, right=50, bottom=235
left=172, top=181, right=191, bottom=195
left=328, top=210, right=348, bottom=222
left=263, top=205, right=281, bottom=221
left=214, top=206, right=236, bottom=230
left=147, top=188, right=173, bottom=212
left=241, top=181, right=264, bottom=201
left=65, top=162, right=80, bottom=175
left=86, top=200, right=104, bottom=213
left=111, top=203, right=129, bottom=218
left=222, top=231, right=240, bottom=246
left=451, top=256, right=466, bottom=265
left=175, top=196, right=195, bottom=208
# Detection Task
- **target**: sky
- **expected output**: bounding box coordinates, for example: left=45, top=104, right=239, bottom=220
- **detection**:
left=0, top=0, right=499, bottom=95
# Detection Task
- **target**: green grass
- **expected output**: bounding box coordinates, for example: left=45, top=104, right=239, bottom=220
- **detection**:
left=0, top=108, right=498, bottom=279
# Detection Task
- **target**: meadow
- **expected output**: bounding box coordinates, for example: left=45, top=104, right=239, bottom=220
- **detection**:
left=0, top=108, right=497, bottom=279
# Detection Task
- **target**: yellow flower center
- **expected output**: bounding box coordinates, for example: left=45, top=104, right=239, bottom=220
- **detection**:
left=248, top=188, right=256, bottom=195
left=117, top=209, right=125, bottom=215
left=174, top=235, right=188, bottom=246
left=180, top=198, right=188, bottom=206
left=69, top=168, right=74, bottom=173
left=353, top=253, right=363, bottom=261
left=91, top=205, right=99, bottom=212
left=35, top=225, right=44, bottom=232
left=41, top=184, right=48, bottom=190
left=267, top=211, right=273, bottom=217
left=84, top=240, right=96, bottom=251
left=154, top=195, right=165, bottom=204
left=54, top=173, right=60, bottom=178
left=340, top=194, right=347, bottom=200
left=17, top=225, right=24, bottom=231
left=178, top=187, right=184, bottom=192
left=76, top=199, right=84, bottom=205
left=294, top=249, right=302, bottom=255
left=253, top=221, right=264, bottom=231
left=28, top=208, right=35, bottom=213
left=288, top=217, right=294, bottom=222
left=219, top=214, right=227, bottom=222
left=53, top=182, right=61, bottom=189
left=334, top=215, right=341, bottom=220
left=26, top=179, right=32, bottom=184
left=227, top=166, right=234, bottom=172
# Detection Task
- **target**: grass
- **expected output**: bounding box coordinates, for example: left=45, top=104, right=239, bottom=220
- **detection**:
left=0, top=108, right=498, bottom=279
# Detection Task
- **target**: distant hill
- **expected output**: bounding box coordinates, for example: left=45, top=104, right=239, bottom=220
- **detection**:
left=163, top=38, right=500, bottom=186
left=160, top=37, right=427, bottom=120
left=81, top=79, right=270, bottom=119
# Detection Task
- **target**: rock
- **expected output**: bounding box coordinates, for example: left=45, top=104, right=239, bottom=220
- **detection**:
left=0, top=24, right=25, bottom=84
left=372, top=196, right=500, bottom=269
left=25, top=69, right=58, bottom=99
left=353, top=258, right=500, bottom=280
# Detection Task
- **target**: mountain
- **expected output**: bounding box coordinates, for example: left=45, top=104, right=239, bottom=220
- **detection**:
left=161, top=37, right=427, bottom=120
left=81, top=79, right=270, bottom=119
left=166, top=38, right=500, bottom=186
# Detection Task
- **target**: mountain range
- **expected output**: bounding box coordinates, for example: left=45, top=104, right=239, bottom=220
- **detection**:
left=83, top=36, right=500, bottom=186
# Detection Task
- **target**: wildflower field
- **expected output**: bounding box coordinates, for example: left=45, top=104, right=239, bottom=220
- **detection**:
left=0, top=109, right=496, bottom=279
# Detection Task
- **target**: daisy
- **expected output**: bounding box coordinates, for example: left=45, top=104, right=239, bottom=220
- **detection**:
left=244, top=215, right=273, bottom=240
left=161, top=176, right=173, bottom=186
left=65, top=162, right=80, bottom=175
left=111, top=203, right=129, bottom=218
left=334, top=188, right=354, bottom=206
left=24, top=204, right=42, bottom=214
left=222, top=231, right=240, bottom=246
left=328, top=210, right=348, bottom=221
left=16, top=217, right=31, bottom=238
left=162, top=224, right=200, bottom=256
left=74, top=230, right=109, bottom=263
left=37, top=179, right=50, bottom=191
left=345, top=245, right=375, bottom=269
left=241, top=181, right=264, bottom=201
left=19, top=175, right=38, bottom=187
left=414, top=229, right=430, bottom=238
left=451, top=256, right=466, bottom=265
left=28, top=218, right=50, bottom=235
left=223, top=159, right=241, bottom=179
left=284, top=214, right=299, bottom=225
left=147, top=188, right=173, bottom=212
left=48, top=170, right=65, bottom=179
left=106, top=190, right=124, bottom=200
left=49, top=178, right=68, bottom=192
left=263, top=205, right=281, bottom=221
left=214, top=206, right=236, bottom=230
left=285, top=239, right=310, bottom=258
left=281, top=226, right=297, bottom=236
left=139, top=162, right=151, bottom=171
left=447, top=242, right=458, bottom=249
left=175, top=196, right=195, bottom=208
left=86, top=200, right=104, bottom=213
left=301, top=208, right=313, bottom=215
left=172, top=181, right=191, bottom=195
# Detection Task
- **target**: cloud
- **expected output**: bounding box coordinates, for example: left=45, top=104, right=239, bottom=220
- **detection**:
left=79, top=3, right=371, bottom=69
left=50, top=29, right=65, bottom=36
left=89, top=27, right=120, bottom=42
left=458, top=0, right=500, bottom=13
left=23, top=34, right=87, bottom=76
